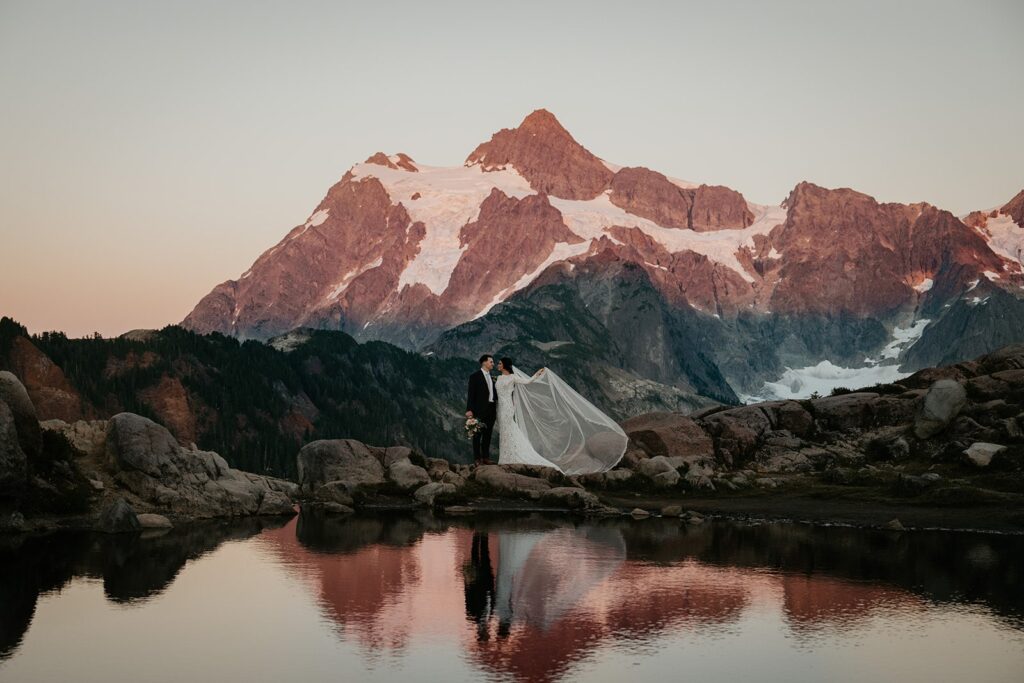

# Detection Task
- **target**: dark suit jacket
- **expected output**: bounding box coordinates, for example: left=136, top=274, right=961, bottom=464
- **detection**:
left=466, top=370, right=497, bottom=420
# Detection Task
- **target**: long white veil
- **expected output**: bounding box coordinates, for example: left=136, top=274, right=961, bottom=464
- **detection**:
left=511, top=367, right=627, bottom=475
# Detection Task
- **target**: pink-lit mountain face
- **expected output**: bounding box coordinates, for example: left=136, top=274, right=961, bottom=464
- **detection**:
left=182, top=110, right=1024, bottom=396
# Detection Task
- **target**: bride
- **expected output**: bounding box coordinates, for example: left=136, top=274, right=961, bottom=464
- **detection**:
left=494, top=357, right=627, bottom=475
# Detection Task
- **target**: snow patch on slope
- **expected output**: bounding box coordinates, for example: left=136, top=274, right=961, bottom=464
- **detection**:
left=742, top=318, right=930, bottom=402
left=351, top=162, right=534, bottom=295
left=975, top=212, right=1024, bottom=270
left=323, top=256, right=384, bottom=301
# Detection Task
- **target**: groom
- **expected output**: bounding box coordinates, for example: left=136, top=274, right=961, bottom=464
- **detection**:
left=466, top=354, right=497, bottom=465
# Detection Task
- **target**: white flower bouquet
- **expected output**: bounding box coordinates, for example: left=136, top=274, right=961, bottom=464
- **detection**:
left=464, top=417, right=485, bottom=440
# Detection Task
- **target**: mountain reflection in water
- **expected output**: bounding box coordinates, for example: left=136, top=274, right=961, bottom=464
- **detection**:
left=1, top=512, right=1023, bottom=683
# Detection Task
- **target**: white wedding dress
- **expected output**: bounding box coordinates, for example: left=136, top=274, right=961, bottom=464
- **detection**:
left=495, top=368, right=627, bottom=475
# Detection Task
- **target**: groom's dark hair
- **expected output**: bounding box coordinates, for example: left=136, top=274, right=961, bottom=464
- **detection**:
left=478, top=354, right=493, bottom=365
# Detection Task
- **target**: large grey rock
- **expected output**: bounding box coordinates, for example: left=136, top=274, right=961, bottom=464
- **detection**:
left=914, top=380, right=967, bottom=439
left=297, top=439, right=385, bottom=492
left=0, top=371, right=41, bottom=459
left=473, top=464, right=551, bottom=494
left=106, top=412, right=180, bottom=477
left=98, top=498, right=141, bottom=533
left=0, top=401, right=27, bottom=496
left=413, top=482, right=457, bottom=506
left=963, top=442, right=1006, bottom=468
left=105, top=412, right=295, bottom=519
left=388, top=458, right=430, bottom=491
left=622, top=413, right=714, bottom=460
left=812, top=393, right=879, bottom=431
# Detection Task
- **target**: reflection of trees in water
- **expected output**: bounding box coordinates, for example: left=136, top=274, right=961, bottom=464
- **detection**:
left=0, top=518, right=289, bottom=661
left=603, top=518, right=1024, bottom=629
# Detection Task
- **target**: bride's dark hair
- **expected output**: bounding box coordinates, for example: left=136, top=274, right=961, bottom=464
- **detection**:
left=499, top=357, right=514, bottom=374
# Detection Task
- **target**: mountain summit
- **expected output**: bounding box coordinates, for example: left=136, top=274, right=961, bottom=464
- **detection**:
left=182, top=110, right=1024, bottom=401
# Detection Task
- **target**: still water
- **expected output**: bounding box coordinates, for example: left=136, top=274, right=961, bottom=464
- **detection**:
left=1, top=512, right=1022, bottom=683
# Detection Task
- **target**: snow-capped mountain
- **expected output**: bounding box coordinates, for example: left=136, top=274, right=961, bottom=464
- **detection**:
left=183, top=110, right=1024, bottom=401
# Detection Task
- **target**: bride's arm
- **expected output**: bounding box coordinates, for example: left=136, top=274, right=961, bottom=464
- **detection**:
left=512, top=368, right=546, bottom=384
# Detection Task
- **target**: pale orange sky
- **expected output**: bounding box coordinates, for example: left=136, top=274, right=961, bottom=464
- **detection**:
left=2, top=1, right=1022, bottom=337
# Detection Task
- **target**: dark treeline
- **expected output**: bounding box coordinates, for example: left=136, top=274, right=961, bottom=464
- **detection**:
left=0, top=317, right=475, bottom=478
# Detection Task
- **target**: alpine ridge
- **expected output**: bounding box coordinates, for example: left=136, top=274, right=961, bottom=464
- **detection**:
left=183, top=109, right=1024, bottom=401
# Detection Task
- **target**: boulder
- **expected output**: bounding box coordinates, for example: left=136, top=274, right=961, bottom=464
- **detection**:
left=812, top=393, right=879, bottom=431
left=603, top=469, right=634, bottom=486
left=636, top=455, right=676, bottom=478
left=98, top=498, right=141, bottom=533
left=621, top=413, right=714, bottom=460
left=106, top=412, right=295, bottom=519
left=388, top=458, right=431, bottom=491
left=383, top=446, right=413, bottom=468
left=426, top=457, right=450, bottom=480
left=440, top=470, right=467, bottom=487
left=137, top=513, right=173, bottom=529
left=629, top=508, right=651, bottom=518
left=755, top=477, right=778, bottom=489
left=914, top=380, right=967, bottom=439
left=413, top=482, right=457, bottom=506
left=296, top=439, right=385, bottom=492
left=963, top=442, right=1006, bottom=468
left=774, top=401, right=815, bottom=436
left=540, top=487, right=600, bottom=509
left=661, top=504, right=683, bottom=517
left=473, top=465, right=552, bottom=494
left=0, top=371, right=42, bottom=458
left=0, top=401, right=27, bottom=496
left=106, top=412, right=180, bottom=478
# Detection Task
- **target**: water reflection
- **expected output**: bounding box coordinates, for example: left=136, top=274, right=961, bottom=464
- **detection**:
left=1, top=512, right=1023, bottom=682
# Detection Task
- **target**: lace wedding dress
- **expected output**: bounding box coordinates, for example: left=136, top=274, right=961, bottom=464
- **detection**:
left=495, top=368, right=627, bottom=475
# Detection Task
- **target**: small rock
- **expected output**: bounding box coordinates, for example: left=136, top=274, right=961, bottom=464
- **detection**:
left=137, top=513, right=173, bottom=529
left=661, top=504, right=683, bottom=517
left=755, top=477, right=778, bottom=489
left=98, top=498, right=141, bottom=533
left=920, top=472, right=942, bottom=483
left=387, top=458, right=431, bottom=491
left=684, top=511, right=705, bottom=524
left=603, top=470, right=634, bottom=485
left=629, top=508, right=651, bottom=518
left=413, top=482, right=457, bottom=506
left=963, top=442, right=1006, bottom=468
left=883, top=518, right=905, bottom=531
left=443, top=505, right=476, bottom=515
left=637, top=455, right=677, bottom=479
left=440, top=471, right=466, bottom=487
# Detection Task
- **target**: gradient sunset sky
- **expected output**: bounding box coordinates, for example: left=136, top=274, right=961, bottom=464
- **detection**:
left=1, top=0, right=1022, bottom=337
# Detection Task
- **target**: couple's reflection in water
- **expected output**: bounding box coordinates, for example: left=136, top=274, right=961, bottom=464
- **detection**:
left=465, top=532, right=498, bottom=641
left=463, top=527, right=626, bottom=643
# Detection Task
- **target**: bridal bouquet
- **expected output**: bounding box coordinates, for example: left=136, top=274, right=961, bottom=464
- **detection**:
left=464, top=417, right=485, bottom=440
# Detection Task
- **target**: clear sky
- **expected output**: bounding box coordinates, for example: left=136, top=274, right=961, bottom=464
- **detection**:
left=1, top=0, right=1022, bottom=337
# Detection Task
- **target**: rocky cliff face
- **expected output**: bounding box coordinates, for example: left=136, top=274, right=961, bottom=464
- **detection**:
left=180, top=109, right=1024, bottom=402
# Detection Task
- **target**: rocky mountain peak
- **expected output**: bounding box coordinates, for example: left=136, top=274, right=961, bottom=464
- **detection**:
left=465, top=109, right=613, bottom=200
left=1002, top=188, right=1024, bottom=225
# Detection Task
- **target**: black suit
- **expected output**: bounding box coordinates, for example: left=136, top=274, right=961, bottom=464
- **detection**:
left=467, top=370, right=497, bottom=463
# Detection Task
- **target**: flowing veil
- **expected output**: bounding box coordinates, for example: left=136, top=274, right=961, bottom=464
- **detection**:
left=511, top=367, right=628, bottom=475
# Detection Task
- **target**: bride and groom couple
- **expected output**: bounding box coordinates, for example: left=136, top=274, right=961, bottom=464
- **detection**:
left=464, top=354, right=628, bottom=476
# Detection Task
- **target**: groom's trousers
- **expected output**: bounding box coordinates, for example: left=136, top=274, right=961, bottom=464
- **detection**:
left=473, top=404, right=496, bottom=463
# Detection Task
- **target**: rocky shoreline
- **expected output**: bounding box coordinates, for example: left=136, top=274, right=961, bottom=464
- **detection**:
left=2, top=344, right=1023, bottom=536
